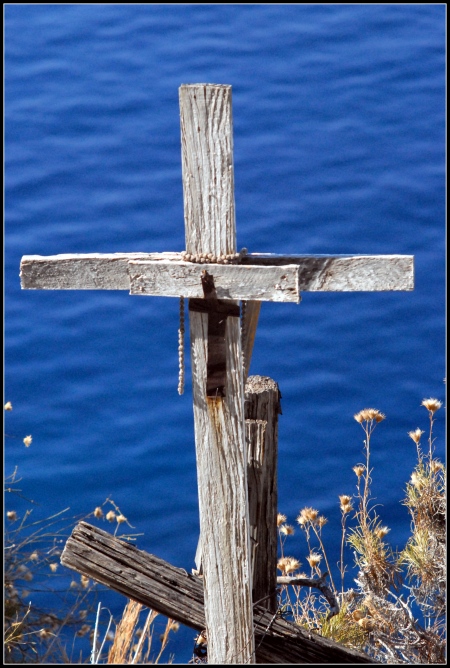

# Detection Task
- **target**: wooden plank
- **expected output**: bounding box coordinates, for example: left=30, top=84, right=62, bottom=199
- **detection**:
left=128, top=261, right=300, bottom=302
left=60, top=521, right=377, bottom=664
left=245, top=376, right=281, bottom=614
left=20, top=253, right=413, bottom=292
left=180, top=83, right=255, bottom=664
left=180, top=84, right=236, bottom=256
left=19, top=253, right=179, bottom=290
left=242, top=253, right=414, bottom=291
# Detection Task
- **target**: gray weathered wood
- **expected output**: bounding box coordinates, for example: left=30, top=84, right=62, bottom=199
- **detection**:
left=242, top=300, right=262, bottom=380
left=245, top=376, right=281, bottom=614
left=180, top=84, right=236, bottom=256
left=20, top=253, right=179, bottom=290
left=180, top=83, right=255, bottom=664
left=243, top=254, right=414, bottom=291
left=20, top=252, right=413, bottom=292
left=60, top=521, right=377, bottom=664
left=128, top=260, right=300, bottom=301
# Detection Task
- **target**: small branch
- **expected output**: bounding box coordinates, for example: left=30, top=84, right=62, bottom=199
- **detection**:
left=277, top=571, right=339, bottom=619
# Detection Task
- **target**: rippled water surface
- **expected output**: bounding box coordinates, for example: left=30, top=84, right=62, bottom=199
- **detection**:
left=5, top=4, right=445, bottom=662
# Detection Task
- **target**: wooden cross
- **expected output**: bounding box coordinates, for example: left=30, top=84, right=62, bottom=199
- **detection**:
left=20, top=84, right=414, bottom=665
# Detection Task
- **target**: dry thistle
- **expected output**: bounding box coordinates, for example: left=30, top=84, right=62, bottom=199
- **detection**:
left=106, top=510, right=116, bottom=522
left=306, top=552, right=322, bottom=569
left=116, top=514, right=127, bottom=524
left=408, top=428, right=424, bottom=444
left=277, top=556, right=301, bottom=575
left=421, top=398, right=442, bottom=414
left=374, top=526, right=390, bottom=539
left=4, top=401, right=13, bottom=411
left=317, top=515, right=328, bottom=528
left=410, top=471, right=426, bottom=489
left=353, top=465, right=365, bottom=477
left=93, top=507, right=103, bottom=519
left=297, top=507, right=319, bottom=525
left=285, top=557, right=301, bottom=573
left=277, top=513, right=287, bottom=526
left=7, top=511, right=17, bottom=522
left=80, top=575, right=90, bottom=588
left=354, top=409, right=386, bottom=424
left=339, top=495, right=353, bottom=513
left=39, top=628, right=53, bottom=640
left=430, top=460, right=444, bottom=474
left=49, top=563, right=58, bottom=573
left=23, top=435, right=32, bottom=447
left=358, top=617, right=374, bottom=632
left=280, top=524, right=295, bottom=536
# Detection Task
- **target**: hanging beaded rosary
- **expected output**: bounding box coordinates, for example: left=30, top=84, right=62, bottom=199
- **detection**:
left=177, top=248, right=248, bottom=394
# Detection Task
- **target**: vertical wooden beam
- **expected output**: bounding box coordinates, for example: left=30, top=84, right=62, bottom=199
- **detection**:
left=242, top=300, right=262, bottom=381
left=180, top=84, right=255, bottom=664
left=245, top=376, right=281, bottom=614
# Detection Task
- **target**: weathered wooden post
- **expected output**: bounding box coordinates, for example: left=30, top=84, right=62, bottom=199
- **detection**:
left=245, top=375, right=281, bottom=614
left=20, top=82, right=414, bottom=664
left=179, top=84, right=255, bottom=663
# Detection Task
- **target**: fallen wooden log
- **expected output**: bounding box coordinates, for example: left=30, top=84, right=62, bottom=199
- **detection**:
left=61, top=522, right=376, bottom=664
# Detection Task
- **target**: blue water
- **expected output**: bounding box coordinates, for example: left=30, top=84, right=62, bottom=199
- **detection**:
left=5, top=4, right=445, bottom=663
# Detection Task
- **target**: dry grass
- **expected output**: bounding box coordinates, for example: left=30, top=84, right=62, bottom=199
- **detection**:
left=277, top=398, right=446, bottom=664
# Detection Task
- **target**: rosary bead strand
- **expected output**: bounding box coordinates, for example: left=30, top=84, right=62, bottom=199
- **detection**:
left=177, top=296, right=185, bottom=395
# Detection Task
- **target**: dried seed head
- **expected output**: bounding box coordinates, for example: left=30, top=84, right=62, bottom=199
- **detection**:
left=277, top=513, right=287, bottom=526
left=421, top=398, right=442, bottom=413
left=49, top=563, right=58, bottom=573
left=430, top=460, right=444, bottom=474
left=297, top=507, right=319, bottom=525
left=341, top=502, right=353, bottom=514
left=39, top=628, right=52, bottom=640
left=196, top=630, right=207, bottom=645
left=116, top=514, right=127, bottom=524
left=30, top=551, right=39, bottom=561
left=280, top=524, right=295, bottom=536
left=410, top=471, right=425, bottom=489
left=306, top=552, right=322, bottom=569
left=77, top=624, right=91, bottom=638
left=23, top=435, right=32, bottom=447
left=375, top=526, right=390, bottom=539
left=81, top=575, right=90, bottom=588
left=339, top=495, right=352, bottom=506
left=4, top=401, right=12, bottom=411
left=358, top=617, right=374, bottom=632
left=353, top=465, right=365, bottom=477
left=408, top=428, right=424, bottom=444
left=277, top=557, right=291, bottom=574
left=354, top=409, right=385, bottom=423
left=7, top=510, right=17, bottom=522
left=285, top=557, right=301, bottom=573
left=106, top=510, right=116, bottom=522
left=93, top=506, right=103, bottom=519
left=317, top=515, right=328, bottom=528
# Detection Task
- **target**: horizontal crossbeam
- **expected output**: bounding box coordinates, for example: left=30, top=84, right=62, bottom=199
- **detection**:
left=20, top=252, right=414, bottom=294
left=129, top=261, right=300, bottom=301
